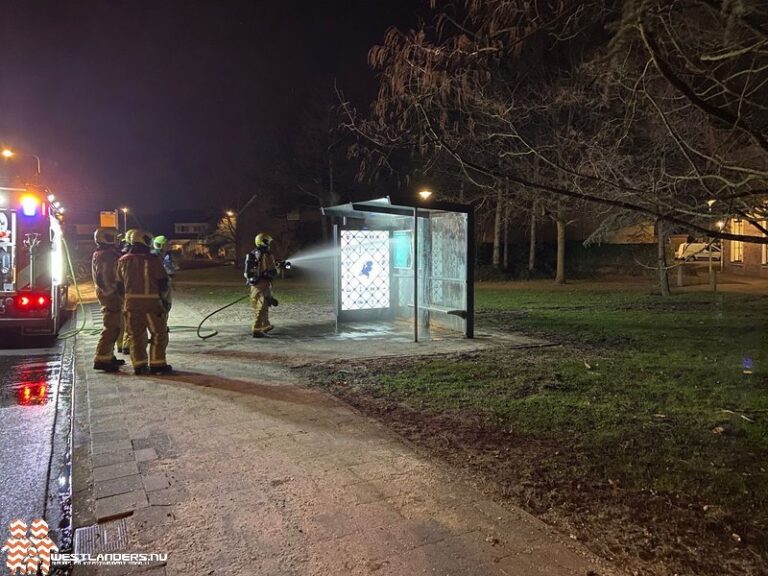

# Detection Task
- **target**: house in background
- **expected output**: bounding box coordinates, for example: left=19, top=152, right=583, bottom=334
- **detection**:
left=722, top=219, right=768, bottom=278
left=169, top=220, right=210, bottom=259
left=142, top=210, right=212, bottom=260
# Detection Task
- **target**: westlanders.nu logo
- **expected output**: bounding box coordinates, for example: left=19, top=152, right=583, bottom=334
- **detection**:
left=51, top=553, right=168, bottom=566
left=2, top=519, right=167, bottom=572
left=1, top=519, right=58, bottom=575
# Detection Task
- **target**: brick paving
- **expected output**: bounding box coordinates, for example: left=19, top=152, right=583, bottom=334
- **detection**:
left=71, top=292, right=622, bottom=576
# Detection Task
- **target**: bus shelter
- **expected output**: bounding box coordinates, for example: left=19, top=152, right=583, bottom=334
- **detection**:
left=322, top=197, right=474, bottom=342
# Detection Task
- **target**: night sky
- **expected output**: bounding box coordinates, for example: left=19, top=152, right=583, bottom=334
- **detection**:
left=0, top=1, right=420, bottom=221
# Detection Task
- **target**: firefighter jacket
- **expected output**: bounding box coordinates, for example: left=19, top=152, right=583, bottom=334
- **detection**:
left=244, top=249, right=277, bottom=287
left=92, top=245, right=122, bottom=308
left=151, top=249, right=177, bottom=277
left=116, top=246, right=170, bottom=311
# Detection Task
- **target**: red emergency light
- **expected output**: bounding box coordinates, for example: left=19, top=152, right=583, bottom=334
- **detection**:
left=14, top=293, right=50, bottom=310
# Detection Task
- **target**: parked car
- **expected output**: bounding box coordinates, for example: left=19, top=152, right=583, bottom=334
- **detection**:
left=675, top=241, right=722, bottom=261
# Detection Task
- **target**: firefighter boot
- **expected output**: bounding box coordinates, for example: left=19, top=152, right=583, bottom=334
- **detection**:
left=93, top=360, right=121, bottom=373
left=150, top=364, right=175, bottom=375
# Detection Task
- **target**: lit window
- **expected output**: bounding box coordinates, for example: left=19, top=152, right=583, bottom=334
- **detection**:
left=730, top=220, right=744, bottom=263
left=762, top=221, right=768, bottom=266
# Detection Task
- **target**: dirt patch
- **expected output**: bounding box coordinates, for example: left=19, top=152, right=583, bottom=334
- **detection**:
left=300, top=355, right=767, bottom=576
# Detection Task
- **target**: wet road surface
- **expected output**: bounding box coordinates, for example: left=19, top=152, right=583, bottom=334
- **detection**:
left=0, top=336, right=68, bottom=540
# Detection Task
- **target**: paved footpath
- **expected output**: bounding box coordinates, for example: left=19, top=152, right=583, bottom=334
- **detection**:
left=72, top=293, right=623, bottom=576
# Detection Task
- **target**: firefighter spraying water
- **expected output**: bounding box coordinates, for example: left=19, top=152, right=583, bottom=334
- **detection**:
left=196, top=232, right=291, bottom=340
left=244, top=232, right=290, bottom=338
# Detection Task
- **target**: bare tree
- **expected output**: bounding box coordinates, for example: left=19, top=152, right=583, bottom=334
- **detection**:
left=342, top=0, right=768, bottom=257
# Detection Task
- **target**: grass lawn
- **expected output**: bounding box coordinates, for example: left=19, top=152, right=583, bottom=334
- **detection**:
left=174, top=265, right=331, bottom=307
left=308, top=283, right=768, bottom=575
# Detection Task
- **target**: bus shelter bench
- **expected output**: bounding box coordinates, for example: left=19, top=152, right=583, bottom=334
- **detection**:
left=408, top=303, right=467, bottom=319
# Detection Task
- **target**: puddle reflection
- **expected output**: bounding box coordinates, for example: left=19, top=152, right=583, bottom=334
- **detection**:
left=0, top=358, right=60, bottom=407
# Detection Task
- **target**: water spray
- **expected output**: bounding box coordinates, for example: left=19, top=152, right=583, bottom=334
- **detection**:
left=195, top=244, right=339, bottom=340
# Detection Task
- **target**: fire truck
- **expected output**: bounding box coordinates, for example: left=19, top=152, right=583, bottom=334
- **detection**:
left=0, top=186, right=68, bottom=336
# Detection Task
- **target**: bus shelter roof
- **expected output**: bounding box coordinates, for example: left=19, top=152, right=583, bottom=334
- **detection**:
left=321, top=197, right=472, bottom=220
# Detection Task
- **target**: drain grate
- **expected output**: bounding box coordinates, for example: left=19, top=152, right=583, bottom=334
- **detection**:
left=73, top=518, right=129, bottom=555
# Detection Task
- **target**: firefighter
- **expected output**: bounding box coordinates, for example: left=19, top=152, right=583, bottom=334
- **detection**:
left=92, top=227, right=126, bottom=372
left=117, top=228, right=136, bottom=354
left=244, top=232, right=279, bottom=337
left=151, top=234, right=175, bottom=314
left=116, top=229, right=174, bottom=375
left=151, top=235, right=177, bottom=278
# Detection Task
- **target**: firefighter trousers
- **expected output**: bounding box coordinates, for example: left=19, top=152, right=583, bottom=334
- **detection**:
left=94, top=299, right=123, bottom=364
left=119, top=311, right=132, bottom=353
left=127, top=306, right=169, bottom=369
left=250, top=284, right=273, bottom=333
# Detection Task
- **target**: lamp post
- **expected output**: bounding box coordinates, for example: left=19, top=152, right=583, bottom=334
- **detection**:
left=120, top=207, right=129, bottom=233
left=716, top=220, right=725, bottom=272
left=1, top=148, right=41, bottom=174
left=707, top=199, right=717, bottom=291
left=223, top=210, right=238, bottom=263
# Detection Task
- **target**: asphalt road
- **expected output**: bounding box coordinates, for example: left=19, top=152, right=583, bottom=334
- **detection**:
left=0, top=335, right=71, bottom=546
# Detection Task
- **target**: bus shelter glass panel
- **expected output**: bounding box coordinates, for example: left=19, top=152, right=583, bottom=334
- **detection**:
left=427, top=212, right=468, bottom=335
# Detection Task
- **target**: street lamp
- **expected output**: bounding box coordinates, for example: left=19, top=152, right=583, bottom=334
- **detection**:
left=120, top=207, right=129, bottom=233
left=717, top=221, right=726, bottom=272
left=418, top=189, right=433, bottom=201
left=707, top=200, right=717, bottom=291
left=1, top=148, right=41, bottom=174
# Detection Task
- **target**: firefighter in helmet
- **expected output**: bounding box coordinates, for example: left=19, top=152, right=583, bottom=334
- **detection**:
left=116, top=229, right=174, bottom=375
left=92, top=227, right=126, bottom=372
left=151, top=235, right=175, bottom=313
left=152, top=235, right=178, bottom=278
left=116, top=229, right=137, bottom=354
left=244, top=232, right=279, bottom=337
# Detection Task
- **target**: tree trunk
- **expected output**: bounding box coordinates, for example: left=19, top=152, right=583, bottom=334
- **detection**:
left=555, top=213, right=566, bottom=285
left=321, top=155, right=337, bottom=242
left=528, top=201, right=537, bottom=272
left=656, top=219, right=671, bottom=297
left=503, top=200, right=510, bottom=270
left=492, top=189, right=503, bottom=268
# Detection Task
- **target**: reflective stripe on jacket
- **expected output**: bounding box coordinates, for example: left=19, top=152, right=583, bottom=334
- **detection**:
left=116, top=251, right=169, bottom=310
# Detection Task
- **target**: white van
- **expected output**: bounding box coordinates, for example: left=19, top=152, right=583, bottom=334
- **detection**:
left=675, top=241, right=722, bottom=261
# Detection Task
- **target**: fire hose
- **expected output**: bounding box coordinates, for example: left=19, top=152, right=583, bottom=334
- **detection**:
left=58, top=237, right=88, bottom=340
left=195, top=294, right=249, bottom=340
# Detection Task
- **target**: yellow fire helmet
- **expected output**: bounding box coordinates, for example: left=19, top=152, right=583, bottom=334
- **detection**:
left=255, top=232, right=273, bottom=248
left=153, top=235, right=168, bottom=250
left=131, top=229, right=154, bottom=247
left=124, top=228, right=138, bottom=244
left=94, top=227, right=119, bottom=245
